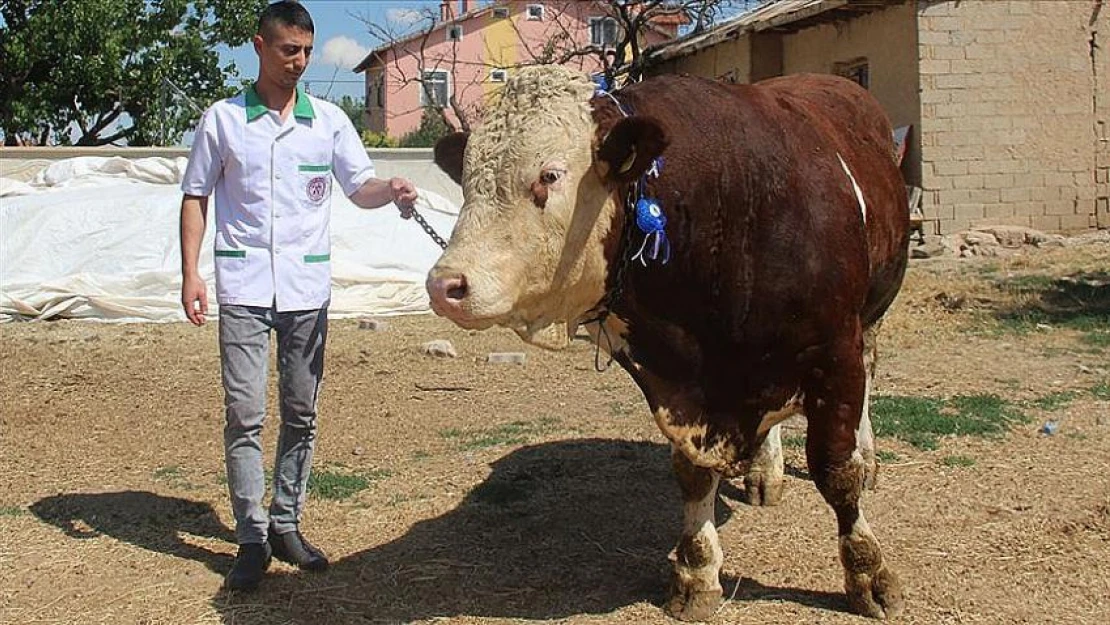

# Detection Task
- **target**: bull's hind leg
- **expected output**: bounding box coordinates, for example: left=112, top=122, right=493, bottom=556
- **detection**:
left=666, top=446, right=723, bottom=621
left=805, top=327, right=903, bottom=619
left=859, top=320, right=883, bottom=490
left=745, top=391, right=804, bottom=506
left=744, top=423, right=785, bottom=506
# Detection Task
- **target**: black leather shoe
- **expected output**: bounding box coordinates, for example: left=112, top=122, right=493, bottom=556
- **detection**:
left=225, top=542, right=272, bottom=591
left=268, top=529, right=329, bottom=571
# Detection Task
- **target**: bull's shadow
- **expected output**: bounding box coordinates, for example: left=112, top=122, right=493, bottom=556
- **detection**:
left=29, top=490, right=235, bottom=574
left=219, top=438, right=840, bottom=624
left=26, top=441, right=840, bottom=623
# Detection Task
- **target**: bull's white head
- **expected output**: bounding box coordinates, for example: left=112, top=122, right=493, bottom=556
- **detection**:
left=426, top=65, right=666, bottom=348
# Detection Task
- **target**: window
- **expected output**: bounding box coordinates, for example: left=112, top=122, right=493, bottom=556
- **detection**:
left=527, top=4, right=544, bottom=20
left=367, top=72, right=385, bottom=108
left=447, top=24, right=463, bottom=42
left=589, top=17, right=618, bottom=48
left=835, top=58, right=870, bottom=89
left=420, top=69, right=450, bottom=107
left=490, top=69, right=507, bottom=83
left=493, top=6, right=510, bottom=18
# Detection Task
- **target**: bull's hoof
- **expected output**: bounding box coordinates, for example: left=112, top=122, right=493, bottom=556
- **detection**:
left=743, top=473, right=783, bottom=506
left=665, top=586, right=722, bottom=621
left=845, top=566, right=903, bottom=619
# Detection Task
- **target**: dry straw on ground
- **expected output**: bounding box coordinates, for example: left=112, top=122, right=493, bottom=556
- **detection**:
left=1, top=240, right=1108, bottom=624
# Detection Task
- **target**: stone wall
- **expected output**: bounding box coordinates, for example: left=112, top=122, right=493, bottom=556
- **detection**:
left=917, top=0, right=1107, bottom=234
left=1096, top=0, right=1110, bottom=228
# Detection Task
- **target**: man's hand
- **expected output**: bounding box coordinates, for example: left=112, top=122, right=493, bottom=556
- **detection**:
left=390, top=177, right=418, bottom=219
left=181, top=275, right=208, bottom=326
left=349, top=177, right=419, bottom=213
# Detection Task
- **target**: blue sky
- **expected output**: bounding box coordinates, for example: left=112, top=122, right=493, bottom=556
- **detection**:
left=219, top=1, right=454, bottom=101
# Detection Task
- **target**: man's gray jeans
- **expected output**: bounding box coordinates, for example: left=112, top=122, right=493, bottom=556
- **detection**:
left=219, top=304, right=327, bottom=545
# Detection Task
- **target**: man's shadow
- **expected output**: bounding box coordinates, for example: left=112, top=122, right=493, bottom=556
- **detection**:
left=30, top=439, right=844, bottom=624
left=30, top=490, right=236, bottom=575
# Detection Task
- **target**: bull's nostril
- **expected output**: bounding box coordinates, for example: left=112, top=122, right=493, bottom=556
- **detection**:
left=446, top=276, right=468, bottom=301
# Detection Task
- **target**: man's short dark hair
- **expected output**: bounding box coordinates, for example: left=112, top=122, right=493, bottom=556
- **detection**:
left=258, top=0, right=314, bottom=39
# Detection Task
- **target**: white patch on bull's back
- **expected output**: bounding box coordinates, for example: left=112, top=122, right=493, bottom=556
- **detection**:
left=756, top=390, right=805, bottom=436
left=837, top=152, right=867, bottom=224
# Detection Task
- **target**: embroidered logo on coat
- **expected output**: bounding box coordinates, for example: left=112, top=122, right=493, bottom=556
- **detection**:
left=306, top=176, right=329, bottom=203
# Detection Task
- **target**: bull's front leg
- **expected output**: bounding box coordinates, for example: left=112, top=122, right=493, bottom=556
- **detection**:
left=666, top=446, right=723, bottom=621
left=806, top=327, right=903, bottom=619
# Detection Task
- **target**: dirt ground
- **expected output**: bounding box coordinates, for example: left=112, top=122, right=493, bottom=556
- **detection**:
left=1, top=240, right=1108, bottom=625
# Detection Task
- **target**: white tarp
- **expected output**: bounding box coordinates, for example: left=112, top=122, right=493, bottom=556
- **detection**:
left=0, top=156, right=458, bottom=322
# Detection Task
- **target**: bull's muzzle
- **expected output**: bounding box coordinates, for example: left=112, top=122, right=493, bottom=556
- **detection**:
left=426, top=270, right=469, bottom=321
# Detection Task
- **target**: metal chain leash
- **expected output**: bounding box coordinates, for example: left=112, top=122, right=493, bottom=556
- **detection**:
left=407, top=205, right=448, bottom=250
left=579, top=183, right=640, bottom=373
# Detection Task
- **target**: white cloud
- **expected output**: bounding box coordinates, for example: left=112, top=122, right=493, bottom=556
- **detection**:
left=386, top=8, right=425, bottom=28
left=320, top=36, right=370, bottom=70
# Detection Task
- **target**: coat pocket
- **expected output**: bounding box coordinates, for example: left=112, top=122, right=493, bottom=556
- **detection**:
left=298, top=164, right=332, bottom=206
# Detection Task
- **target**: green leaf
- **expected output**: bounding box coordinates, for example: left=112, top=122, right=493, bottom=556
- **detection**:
left=0, top=0, right=267, bottom=145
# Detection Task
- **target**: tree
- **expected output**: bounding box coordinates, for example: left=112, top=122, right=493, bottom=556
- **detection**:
left=398, top=106, right=452, bottom=148
left=332, top=94, right=368, bottom=135
left=357, top=0, right=741, bottom=137
left=0, top=0, right=266, bottom=146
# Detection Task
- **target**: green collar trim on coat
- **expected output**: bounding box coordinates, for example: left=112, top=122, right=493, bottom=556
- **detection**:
left=245, top=83, right=315, bottom=121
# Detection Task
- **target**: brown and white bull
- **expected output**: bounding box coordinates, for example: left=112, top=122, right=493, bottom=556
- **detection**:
left=426, top=65, right=909, bottom=619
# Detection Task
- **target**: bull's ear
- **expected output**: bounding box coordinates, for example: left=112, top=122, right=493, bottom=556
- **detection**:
left=434, top=132, right=469, bottom=186
left=595, top=117, right=668, bottom=185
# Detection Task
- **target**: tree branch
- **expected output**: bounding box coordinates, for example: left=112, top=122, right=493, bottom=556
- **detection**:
left=88, top=103, right=124, bottom=137
left=92, top=125, right=135, bottom=147
left=73, top=95, right=90, bottom=136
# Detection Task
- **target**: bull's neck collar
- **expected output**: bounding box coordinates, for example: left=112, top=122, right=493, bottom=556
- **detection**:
left=595, top=86, right=633, bottom=117
left=582, top=82, right=670, bottom=371
left=583, top=85, right=634, bottom=333
left=579, top=188, right=636, bottom=371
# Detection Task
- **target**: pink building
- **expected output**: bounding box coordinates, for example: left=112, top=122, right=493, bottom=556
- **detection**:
left=354, top=1, right=686, bottom=138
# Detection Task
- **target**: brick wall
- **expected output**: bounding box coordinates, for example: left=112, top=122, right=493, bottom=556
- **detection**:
left=918, top=0, right=1107, bottom=234
left=1097, top=0, right=1110, bottom=228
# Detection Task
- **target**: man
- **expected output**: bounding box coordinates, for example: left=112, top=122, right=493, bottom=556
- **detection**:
left=179, top=0, right=418, bottom=591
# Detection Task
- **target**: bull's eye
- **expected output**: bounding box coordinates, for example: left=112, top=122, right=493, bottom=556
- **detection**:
left=539, top=169, right=565, bottom=186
